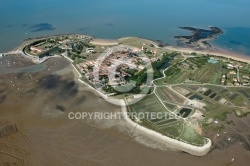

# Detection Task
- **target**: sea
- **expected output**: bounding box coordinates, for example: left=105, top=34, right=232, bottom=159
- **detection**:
left=0, top=0, right=250, bottom=55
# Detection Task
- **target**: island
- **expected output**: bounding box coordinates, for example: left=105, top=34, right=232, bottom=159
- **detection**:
left=3, top=32, right=250, bottom=156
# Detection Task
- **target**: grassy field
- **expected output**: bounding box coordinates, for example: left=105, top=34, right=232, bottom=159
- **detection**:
left=156, top=87, right=186, bottom=104
left=119, top=37, right=173, bottom=57
left=154, top=56, right=228, bottom=85
left=128, top=94, right=206, bottom=146
left=179, top=123, right=204, bottom=146
left=164, top=102, right=177, bottom=111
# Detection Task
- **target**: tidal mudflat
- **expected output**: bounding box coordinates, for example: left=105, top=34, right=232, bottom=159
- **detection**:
left=0, top=56, right=250, bottom=166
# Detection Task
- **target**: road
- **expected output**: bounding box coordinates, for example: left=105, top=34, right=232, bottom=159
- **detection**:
left=236, top=67, right=240, bottom=82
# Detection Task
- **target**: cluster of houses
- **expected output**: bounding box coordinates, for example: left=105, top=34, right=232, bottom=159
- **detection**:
left=76, top=47, right=148, bottom=87
left=241, top=75, right=250, bottom=86
left=221, top=63, right=250, bottom=86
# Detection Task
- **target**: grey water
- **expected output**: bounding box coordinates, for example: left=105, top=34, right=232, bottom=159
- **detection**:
left=0, top=0, right=250, bottom=55
left=0, top=63, right=46, bottom=75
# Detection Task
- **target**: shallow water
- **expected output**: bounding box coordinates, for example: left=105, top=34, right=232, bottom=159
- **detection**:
left=0, top=63, right=46, bottom=75
left=211, top=27, right=250, bottom=55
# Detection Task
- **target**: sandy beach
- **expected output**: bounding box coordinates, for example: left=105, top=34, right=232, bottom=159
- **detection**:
left=7, top=34, right=250, bottom=65
left=90, top=38, right=119, bottom=46
left=118, top=36, right=250, bottom=63
left=165, top=45, right=250, bottom=63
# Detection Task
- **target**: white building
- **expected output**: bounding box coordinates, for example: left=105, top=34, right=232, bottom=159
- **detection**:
left=86, top=48, right=94, bottom=53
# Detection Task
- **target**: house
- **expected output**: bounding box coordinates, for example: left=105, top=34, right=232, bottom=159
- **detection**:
left=233, top=78, right=238, bottom=82
left=229, top=71, right=236, bottom=75
left=221, top=78, right=225, bottom=84
left=133, top=48, right=141, bottom=53
left=59, top=39, right=71, bottom=44
left=86, top=48, right=94, bottom=53
left=108, top=81, right=119, bottom=86
left=227, top=64, right=234, bottom=67
left=235, top=64, right=243, bottom=68
left=221, top=80, right=225, bottom=84
left=242, top=76, right=249, bottom=79
left=138, top=65, right=144, bottom=70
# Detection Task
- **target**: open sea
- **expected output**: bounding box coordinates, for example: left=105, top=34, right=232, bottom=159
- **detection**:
left=0, top=0, right=250, bottom=55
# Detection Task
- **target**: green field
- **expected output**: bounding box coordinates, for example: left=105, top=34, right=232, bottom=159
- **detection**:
left=128, top=94, right=206, bottom=146
left=156, top=87, right=185, bottom=104
left=154, top=56, right=228, bottom=85
left=164, top=102, right=177, bottom=111
left=179, top=124, right=204, bottom=145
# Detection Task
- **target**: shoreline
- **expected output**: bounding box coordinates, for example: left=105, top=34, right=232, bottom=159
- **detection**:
left=120, top=104, right=212, bottom=156
left=164, top=45, right=250, bottom=63
left=20, top=39, right=212, bottom=155
left=70, top=59, right=212, bottom=156
left=5, top=34, right=250, bottom=156
left=50, top=45, right=213, bottom=156
left=3, top=34, right=250, bottom=64
left=119, top=36, right=250, bottom=63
